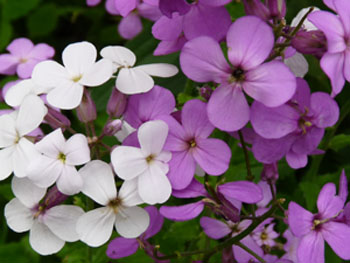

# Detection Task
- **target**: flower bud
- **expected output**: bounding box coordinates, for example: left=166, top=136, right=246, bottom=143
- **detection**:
left=103, top=119, right=123, bottom=136
left=199, top=85, right=213, bottom=101
left=44, top=107, right=71, bottom=131
left=43, top=185, right=68, bottom=209
left=242, top=0, right=270, bottom=21
left=76, top=88, right=96, bottom=123
left=291, top=30, right=327, bottom=59
left=266, top=0, right=286, bottom=19
left=261, top=163, right=279, bottom=183
left=107, top=88, right=128, bottom=118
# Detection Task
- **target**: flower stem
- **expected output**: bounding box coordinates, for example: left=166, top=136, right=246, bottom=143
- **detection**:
left=238, top=130, right=253, bottom=181
left=236, top=241, right=266, bottom=263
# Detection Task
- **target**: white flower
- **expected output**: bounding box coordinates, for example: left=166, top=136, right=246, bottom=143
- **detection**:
left=291, top=7, right=320, bottom=31
left=111, top=120, right=172, bottom=204
left=4, top=177, right=84, bottom=255
left=114, top=119, right=136, bottom=142
left=27, top=128, right=90, bottom=195
left=32, top=41, right=113, bottom=110
left=0, top=95, right=47, bottom=180
left=76, top=160, right=150, bottom=247
left=100, top=45, right=178, bottom=94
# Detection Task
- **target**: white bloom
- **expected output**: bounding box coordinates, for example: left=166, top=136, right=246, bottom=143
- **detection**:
left=111, top=120, right=172, bottom=204
left=100, top=46, right=178, bottom=94
left=291, top=7, right=320, bottom=31
left=27, top=128, right=90, bottom=195
left=76, top=160, right=150, bottom=247
left=114, top=119, right=136, bottom=142
left=0, top=95, right=47, bottom=180
left=4, top=177, right=84, bottom=255
left=284, top=52, right=309, bottom=77
left=32, top=41, right=113, bottom=110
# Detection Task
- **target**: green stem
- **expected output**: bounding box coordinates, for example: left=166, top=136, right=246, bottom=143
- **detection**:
left=236, top=242, right=266, bottom=263
left=238, top=131, right=253, bottom=181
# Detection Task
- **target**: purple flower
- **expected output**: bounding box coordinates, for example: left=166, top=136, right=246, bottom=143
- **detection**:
left=180, top=16, right=296, bottom=131
left=288, top=180, right=350, bottom=263
left=161, top=99, right=231, bottom=190
left=251, top=78, right=339, bottom=168
left=0, top=38, right=54, bottom=79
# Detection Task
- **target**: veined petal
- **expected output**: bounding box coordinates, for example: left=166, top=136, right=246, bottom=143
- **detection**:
left=13, top=138, right=40, bottom=178
left=143, top=206, right=164, bottom=239
left=115, top=206, right=150, bottom=238
left=46, top=81, right=84, bottom=110
left=200, top=216, right=231, bottom=239
left=12, top=177, right=46, bottom=208
left=5, top=198, right=34, bottom=232
left=80, top=59, right=113, bottom=87
left=310, top=92, right=339, bottom=128
left=56, top=165, right=83, bottom=195
left=0, top=146, right=15, bottom=180
left=135, top=63, right=178, bottom=77
left=79, top=160, right=117, bottom=206
left=297, top=232, right=324, bottom=263
left=118, top=179, right=143, bottom=207
left=116, top=67, right=154, bottom=95
left=45, top=205, right=84, bottom=242
left=100, top=46, right=136, bottom=68
left=76, top=207, right=115, bottom=247
left=288, top=201, right=313, bottom=237
left=317, top=183, right=344, bottom=219
left=218, top=181, right=263, bottom=204
left=65, top=134, right=90, bottom=165
left=160, top=201, right=204, bottom=221
left=320, top=52, right=345, bottom=96
left=111, top=146, right=148, bottom=180
left=227, top=16, right=274, bottom=70
left=138, top=120, right=169, bottom=156
left=0, top=114, right=17, bottom=148
left=322, top=221, right=350, bottom=260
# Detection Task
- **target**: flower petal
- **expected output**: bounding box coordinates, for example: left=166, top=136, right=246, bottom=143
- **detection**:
left=320, top=52, right=345, bottom=97
left=135, top=63, right=178, bottom=78
left=106, top=237, right=139, bottom=259
left=297, top=232, right=324, bottom=263
left=143, top=206, right=164, bottom=239
left=311, top=92, right=339, bottom=128
left=56, top=165, right=83, bottom=195
left=46, top=81, right=84, bottom=110
left=27, top=156, right=62, bottom=188
left=118, top=179, right=143, bottom=207
left=4, top=198, right=33, bottom=232
left=64, top=134, right=90, bottom=165
left=288, top=201, right=313, bottom=237
left=200, top=216, right=231, bottom=239
left=12, top=177, right=46, bottom=208
left=115, top=206, right=150, bottom=238
left=317, top=183, right=344, bottom=219
left=138, top=120, right=169, bottom=156
left=322, top=221, right=350, bottom=260
left=116, top=67, right=154, bottom=94
left=100, top=46, right=136, bottom=68
left=32, top=60, right=68, bottom=88
left=114, top=0, right=137, bottom=17
left=35, top=128, right=65, bottom=158
left=218, top=181, right=263, bottom=204
left=13, top=138, right=40, bottom=178
left=0, top=146, right=15, bottom=180
left=286, top=151, right=308, bottom=169
left=160, top=201, right=204, bottom=221
left=80, top=59, right=113, bottom=87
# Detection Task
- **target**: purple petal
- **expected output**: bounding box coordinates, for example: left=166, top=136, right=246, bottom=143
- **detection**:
left=322, top=221, right=350, bottom=260
left=251, top=101, right=299, bottom=139
left=192, top=138, right=231, bottom=176
left=286, top=151, right=308, bottom=169
left=199, top=0, right=231, bottom=6
left=153, top=37, right=187, bottom=56
left=160, top=116, right=187, bottom=151
left=7, top=38, right=34, bottom=57
left=227, top=16, right=274, bottom=70
left=339, top=170, right=348, bottom=204
left=200, top=217, right=231, bottom=239
left=160, top=201, right=204, bottom=221
left=345, top=49, right=350, bottom=83
left=106, top=237, right=139, bottom=259
left=288, top=201, right=313, bottom=237
left=105, top=0, right=120, bottom=15
left=310, top=92, right=339, bottom=128
left=183, top=4, right=231, bottom=42
left=138, top=2, right=162, bottom=21
left=28, top=43, right=55, bottom=60
left=297, top=232, right=324, bottom=263
left=218, top=181, right=263, bottom=204
left=118, top=13, right=142, bottom=40
left=317, top=183, right=344, bottom=219
left=87, top=0, right=101, bottom=6
left=233, top=235, right=264, bottom=263
left=207, top=85, right=250, bottom=131
left=291, top=78, right=311, bottom=109
left=16, top=59, right=37, bottom=79
left=0, top=54, right=18, bottom=75
left=143, top=206, right=164, bottom=239
left=158, top=0, right=190, bottom=18
left=115, top=0, right=138, bottom=17
left=167, top=150, right=196, bottom=190
left=182, top=99, right=214, bottom=138
left=292, top=127, right=324, bottom=154
left=172, top=178, right=207, bottom=198
left=320, top=52, right=345, bottom=96
left=180, top=36, right=231, bottom=83
left=152, top=14, right=183, bottom=41
left=334, top=0, right=350, bottom=36
left=244, top=61, right=296, bottom=107
left=308, top=11, right=346, bottom=53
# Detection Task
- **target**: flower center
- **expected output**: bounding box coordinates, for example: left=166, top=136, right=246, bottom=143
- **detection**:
left=57, top=152, right=66, bottom=163
left=146, top=154, right=155, bottom=163
left=108, top=198, right=122, bottom=214
left=33, top=205, right=46, bottom=219
left=260, top=232, right=268, bottom=241
left=72, top=75, right=82, bottom=82
left=188, top=139, right=196, bottom=148
left=228, top=68, right=245, bottom=83
left=19, top=57, right=28, bottom=63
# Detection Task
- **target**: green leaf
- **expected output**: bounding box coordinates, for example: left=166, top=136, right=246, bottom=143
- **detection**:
left=329, top=134, right=350, bottom=152
left=0, top=20, right=12, bottom=51
left=2, top=0, right=40, bottom=21
left=0, top=241, right=39, bottom=263
left=0, top=183, right=13, bottom=201
left=27, top=4, right=58, bottom=37
left=300, top=181, right=320, bottom=211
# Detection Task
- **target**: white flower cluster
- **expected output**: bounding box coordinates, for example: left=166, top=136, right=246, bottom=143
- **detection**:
left=0, top=41, right=178, bottom=255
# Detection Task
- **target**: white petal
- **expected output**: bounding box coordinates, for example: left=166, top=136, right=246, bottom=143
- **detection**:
left=13, top=138, right=40, bottom=178
left=114, top=120, right=136, bottom=142
left=46, top=81, right=84, bottom=110
left=79, top=160, right=117, bottom=206
left=291, top=7, right=320, bottom=31
left=16, top=94, right=47, bottom=136
left=56, top=165, right=83, bottom=195
left=12, top=177, right=46, bottom=208
left=115, top=206, right=150, bottom=238
left=29, top=221, right=65, bottom=255
left=0, top=146, right=15, bottom=180
left=118, top=179, right=143, bottom=207
left=111, top=146, right=148, bottom=180
left=138, top=120, right=169, bottom=156
left=284, top=52, right=309, bottom=78
left=62, top=41, right=97, bottom=77
left=5, top=79, right=35, bottom=107
left=32, top=60, right=69, bottom=87
left=135, top=63, right=178, bottom=77
left=76, top=207, right=115, bottom=247
left=44, top=205, right=84, bottom=242
left=4, top=198, right=34, bottom=232
left=155, top=151, right=172, bottom=163
left=138, top=162, right=172, bottom=204
left=35, top=128, right=65, bottom=159
left=116, top=67, right=154, bottom=94
left=100, top=46, right=136, bottom=67
left=80, top=59, right=113, bottom=87
left=64, top=134, right=90, bottom=165
left=0, top=114, right=17, bottom=148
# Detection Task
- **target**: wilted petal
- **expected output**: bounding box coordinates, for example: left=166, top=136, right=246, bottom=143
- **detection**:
left=115, top=206, right=150, bottom=238
left=160, top=201, right=204, bottom=221
left=106, top=237, right=139, bottom=259
left=5, top=198, right=34, bottom=232
left=297, top=232, right=324, bottom=263
left=322, top=221, right=350, bottom=260
left=200, top=217, right=231, bottom=239
left=288, top=201, right=313, bottom=237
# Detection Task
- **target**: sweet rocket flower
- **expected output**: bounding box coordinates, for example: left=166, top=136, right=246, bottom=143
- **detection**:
left=282, top=229, right=300, bottom=263
left=32, top=41, right=113, bottom=109
left=5, top=177, right=83, bottom=255
left=0, top=38, right=54, bottom=79
left=26, top=128, right=90, bottom=195
left=111, top=120, right=172, bottom=204
left=160, top=99, right=231, bottom=190
left=288, top=182, right=350, bottom=263
left=100, top=46, right=178, bottom=94
left=180, top=16, right=296, bottom=131
left=308, top=0, right=350, bottom=96
left=251, top=78, right=339, bottom=168
left=76, top=160, right=150, bottom=247
left=252, top=223, right=279, bottom=247
left=0, top=95, right=47, bottom=180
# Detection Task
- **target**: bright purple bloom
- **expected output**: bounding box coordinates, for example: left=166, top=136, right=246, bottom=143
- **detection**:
left=288, top=181, right=350, bottom=263
left=180, top=16, right=296, bottom=131
left=308, top=0, right=350, bottom=96
left=251, top=78, right=339, bottom=168
left=161, top=99, right=231, bottom=190
left=0, top=38, right=54, bottom=79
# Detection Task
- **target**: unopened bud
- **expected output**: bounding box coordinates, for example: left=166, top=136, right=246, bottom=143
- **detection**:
left=291, top=30, right=327, bottom=59
left=45, top=107, right=71, bottom=131
left=242, top=0, right=270, bottom=20
left=266, top=0, right=286, bottom=19
left=43, top=185, right=68, bottom=209
left=103, top=119, right=123, bottom=136
left=261, top=163, right=279, bottom=183
left=107, top=88, right=128, bottom=118
left=76, top=88, right=96, bottom=123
